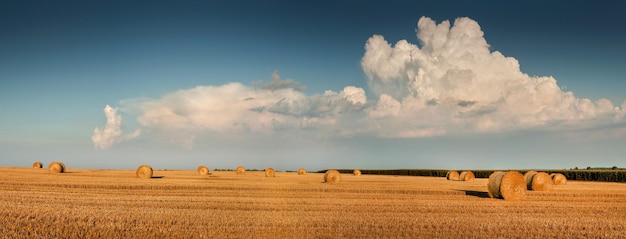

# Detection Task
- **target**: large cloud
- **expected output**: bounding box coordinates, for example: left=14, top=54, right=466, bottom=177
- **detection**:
left=362, top=16, right=624, bottom=136
left=117, top=73, right=367, bottom=147
left=93, top=16, right=625, bottom=149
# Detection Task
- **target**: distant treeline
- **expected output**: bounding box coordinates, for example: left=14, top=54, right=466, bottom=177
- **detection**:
left=320, top=169, right=626, bottom=183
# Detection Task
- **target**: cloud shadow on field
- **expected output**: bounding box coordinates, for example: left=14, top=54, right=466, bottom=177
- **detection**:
left=458, top=190, right=490, bottom=198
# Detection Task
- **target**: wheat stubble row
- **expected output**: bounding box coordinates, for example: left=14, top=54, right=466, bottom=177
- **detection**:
left=1, top=167, right=625, bottom=238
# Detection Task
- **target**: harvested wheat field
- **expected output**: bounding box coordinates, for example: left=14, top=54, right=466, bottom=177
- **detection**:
left=1, top=167, right=625, bottom=238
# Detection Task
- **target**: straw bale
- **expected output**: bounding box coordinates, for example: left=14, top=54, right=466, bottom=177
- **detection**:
left=446, top=171, right=460, bottom=181
left=197, top=166, right=209, bottom=176
left=488, top=171, right=525, bottom=200
left=265, top=167, right=276, bottom=177
left=136, top=165, right=153, bottom=179
left=324, top=170, right=341, bottom=183
left=236, top=166, right=245, bottom=175
left=48, top=162, right=65, bottom=173
left=530, top=172, right=553, bottom=191
left=459, top=171, right=475, bottom=181
left=550, top=173, right=567, bottom=185
left=297, top=168, right=307, bottom=175
left=524, top=171, right=538, bottom=190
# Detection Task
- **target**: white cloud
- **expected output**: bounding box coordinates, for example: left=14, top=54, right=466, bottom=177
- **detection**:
left=92, top=105, right=140, bottom=149
left=118, top=73, right=368, bottom=147
left=361, top=16, right=624, bottom=136
left=94, top=17, right=625, bottom=149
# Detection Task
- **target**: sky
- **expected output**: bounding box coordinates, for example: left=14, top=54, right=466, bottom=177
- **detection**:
left=1, top=0, right=625, bottom=171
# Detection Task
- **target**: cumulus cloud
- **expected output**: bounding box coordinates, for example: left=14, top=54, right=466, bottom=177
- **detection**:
left=92, top=105, right=140, bottom=149
left=361, top=16, right=624, bottom=136
left=116, top=72, right=367, bottom=147
left=94, top=16, right=625, bottom=148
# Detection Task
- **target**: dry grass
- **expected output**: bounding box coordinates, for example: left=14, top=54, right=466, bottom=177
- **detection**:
left=136, top=165, right=153, bottom=179
left=446, top=171, right=460, bottom=181
left=197, top=166, right=209, bottom=176
left=324, top=170, right=341, bottom=183
left=265, top=168, right=276, bottom=177
left=1, top=167, right=625, bottom=238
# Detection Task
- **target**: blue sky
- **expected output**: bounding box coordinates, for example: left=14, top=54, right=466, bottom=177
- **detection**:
left=1, top=1, right=625, bottom=171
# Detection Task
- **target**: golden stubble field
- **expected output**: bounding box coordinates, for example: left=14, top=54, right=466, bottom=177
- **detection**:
left=1, top=167, right=625, bottom=238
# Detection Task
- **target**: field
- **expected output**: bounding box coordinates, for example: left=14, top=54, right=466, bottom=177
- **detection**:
left=338, top=169, right=626, bottom=182
left=1, top=167, right=626, bottom=238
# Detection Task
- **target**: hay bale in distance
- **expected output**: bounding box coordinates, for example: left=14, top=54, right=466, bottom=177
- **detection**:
left=446, top=171, right=460, bottom=181
left=32, top=162, right=43, bottom=169
left=136, top=165, right=153, bottom=179
left=324, top=170, right=341, bottom=183
left=297, top=168, right=307, bottom=175
left=197, top=166, right=209, bottom=176
left=353, top=169, right=361, bottom=176
left=488, top=171, right=526, bottom=200
left=459, top=171, right=475, bottom=181
left=530, top=172, right=553, bottom=191
left=524, top=171, right=538, bottom=190
left=48, top=162, right=65, bottom=173
left=235, top=166, right=245, bottom=175
left=265, top=167, right=276, bottom=177
left=551, top=173, right=567, bottom=185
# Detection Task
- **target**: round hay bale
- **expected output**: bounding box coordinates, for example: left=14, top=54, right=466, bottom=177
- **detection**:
left=297, top=168, right=307, bottom=175
left=33, top=162, right=43, bottom=169
left=446, top=171, right=460, bottom=181
left=353, top=169, right=361, bottom=176
left=459, top=171, right=475, bottom=181
left=324, top=170, right=341, bottom=183
left=550, top=173, right=567, bottom=185
left=235, top=166, right=245, bottom=175
left=488, top=171, right=525, bottom=200
left=197, top=166, right=209, bottom=176
left=488, top=171, right=505, bottom=198
left=530, top=172, right=554, bottom=191
left=523, top=171, right=538, bottom=190
left=265, top=167, right=276, bottom=177
left=136, top=165, right=153, bottom=179
left=48, top=162, right=65, bottom=173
